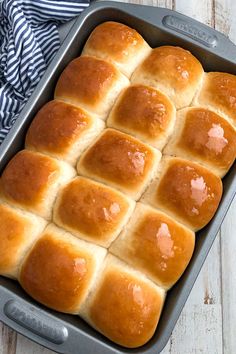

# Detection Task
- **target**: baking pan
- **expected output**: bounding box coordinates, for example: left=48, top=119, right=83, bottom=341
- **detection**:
left=0, top=2, right=235, bottom=353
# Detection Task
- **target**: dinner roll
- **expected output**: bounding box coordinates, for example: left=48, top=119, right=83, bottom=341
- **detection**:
left=53, top=177, right=135, bottom=248
left=82, top=21, right=151, bottom=78
left=193, top=72, right=236, bottom=127
left=77, top=129, right=162, bottom=200
left=0, top=150, right=75, bottom=220
left=79, top=254, right=165, bottom=348
left=19, top=224, right=107, bottom=314
left=131, top=46, right=204, bottom=109
left=26, top=100, right=105, bottom=166
left=107, top=84, right=176, bottom=149
left=164, top=107, right=236, bottom=177
left=110, top=202, right=195, bottom=290
left=142, top=157, right=222, bottom=231
left=0, top=202, right=47, bottom=279
left=55, top=56, right=129, bottom=120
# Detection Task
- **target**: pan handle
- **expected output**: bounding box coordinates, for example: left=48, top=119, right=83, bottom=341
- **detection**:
left=95, top=1, right=236, bottom=63
left=159, top=9, right=236, bottom=62
left=0, top=285, right=119, bottom=354
left=145, top=5, right=236, bottom=62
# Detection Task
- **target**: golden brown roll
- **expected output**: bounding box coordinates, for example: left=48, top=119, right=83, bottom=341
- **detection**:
left=110, top=202, right=195, bottom=290
left=82, top=21, right=151, bottom=78
left=79, top=254, right=165, bottom=348
left=193, top=72, right=236, bottom=127
left=142, top=157, right=223, bottom=231
left=0, top=150, right=75, bottom=220
left=54, top=56, right=129, bottom=120
left=0, top=202, right=47, bottom=279
left=107, top=84, right=176, bottom=149
left=26, top=100, right=105, bottom=166
left=164, top=107, right=236, bottom=177
left=53, top=177, right=135, bottom=248
left=131, top=46, right=204, bottom=109
left=19, top=224, right=107, bottom=314
left=77, top=128, right=162, bottom=200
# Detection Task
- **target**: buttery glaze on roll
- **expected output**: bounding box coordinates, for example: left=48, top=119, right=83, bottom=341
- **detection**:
left=164, top=107, right=236, bottom=177
left=53, top=177, right=135, bottom=247
left=110, top=202, right=195, bottom=290
left=82, top=21, right=151, bottom=77
left=19, top=224, right=106, bottom=314
left=142, top=157, right=223, bottom=231
left=107, top=84, right=176, bottom=149
left=193, top=72, right=236, bottom=127
left=55, top=56, right=129, bottom=120
left=77, top=128, right=162, bottom=199
left=131, top=46, right=204, bottom=109
left=0, top=202, right=47, bottom=279
left=0, top=150, right=75, bottom=220
left=79, top=254, right=165, bottom=348
left=26, top=100, right=105, bottom=166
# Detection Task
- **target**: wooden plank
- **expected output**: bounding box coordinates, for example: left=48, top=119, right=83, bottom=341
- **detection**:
left=221, top=198, right=236, bottom=354
left=173, top=0, right=213, bottom=26
left=214, top=0, right=236, bottom=39
left=150, top=0, right=172, bottom=7
left=214, top=2, right=236, bottom=353
left=168, top=305, right=222, bottom=353
left=15, top=335, right=53, bottom=354
left=0, top=324, right=17, bottom=354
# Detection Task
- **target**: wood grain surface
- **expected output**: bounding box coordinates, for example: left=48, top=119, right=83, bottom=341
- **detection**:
left=0, top=0, right=235, bottom=353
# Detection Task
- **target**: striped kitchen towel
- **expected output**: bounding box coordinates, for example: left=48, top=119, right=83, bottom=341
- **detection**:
left=0, top=0, right=90, bottom=144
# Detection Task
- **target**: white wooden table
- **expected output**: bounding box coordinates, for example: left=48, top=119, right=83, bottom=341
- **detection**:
left=0, top=0, right=235, bottom=353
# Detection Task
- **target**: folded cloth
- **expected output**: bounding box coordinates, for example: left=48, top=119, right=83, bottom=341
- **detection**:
left=0, top=0, right=90, bottom=144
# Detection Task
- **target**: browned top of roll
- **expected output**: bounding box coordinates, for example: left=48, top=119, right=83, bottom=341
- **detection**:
left=0, top=204, right=31, bottom=276
left=79, top=129, right=157, bottom=190
left=156, top=158, right=223, bottom=230
left=136, top=46, right=203, bottom=90
left=55, top=56, right=119, bottom=106
left=0, top=150, right=60, bottom=208
left=90, top=267, right=163, bottom=348
left=197, top=72, right=236, bottom=125
left=178, top=108, right=236, bottom=170
left=133, top=211, right=194, bottom=283
left=20, top=232, right=95, bottom=313
left=55, top=177, right=130, bottom=241
left=111, top=204, right=195, bottom=289
left=26, top=100, right=92, bottom=155
left=109, top=85, right=175, bottom=139
left=84, top=21, right=147, bottom=62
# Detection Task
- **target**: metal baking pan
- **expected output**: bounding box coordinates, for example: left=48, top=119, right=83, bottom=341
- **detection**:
left=0, top=2, right=235, bottom=353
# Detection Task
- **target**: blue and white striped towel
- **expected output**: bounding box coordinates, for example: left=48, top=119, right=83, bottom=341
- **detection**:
left=0, top=0, right=90, bottom=144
